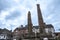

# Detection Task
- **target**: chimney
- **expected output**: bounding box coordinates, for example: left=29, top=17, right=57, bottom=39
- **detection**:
left=37, top=4, right=45, bottom=33
left=27, top=11, right=33, bottom=34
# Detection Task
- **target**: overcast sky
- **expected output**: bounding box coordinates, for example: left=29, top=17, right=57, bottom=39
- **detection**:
left=0, top=0, right=60, bottom=32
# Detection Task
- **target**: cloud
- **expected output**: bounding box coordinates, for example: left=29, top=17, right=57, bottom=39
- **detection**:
left=0, top=0, right=60, bottom=32
left=5, top=10, right=21, bottom=20
left=44, top=0, right=60, bottom=32
left=0, top=0, right=12, bottom=11
left=0, top=0, right=29, bottom=30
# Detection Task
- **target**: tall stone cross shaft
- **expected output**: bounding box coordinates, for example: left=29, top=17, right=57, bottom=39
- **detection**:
left=37, top=4, right=45, bottom=34
left=28, top=11, right=33, bottom=34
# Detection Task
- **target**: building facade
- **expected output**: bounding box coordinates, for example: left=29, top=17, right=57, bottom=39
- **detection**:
left=0, top=28, right=12, bottom=40
left=13, top=4, right=56, bottom=40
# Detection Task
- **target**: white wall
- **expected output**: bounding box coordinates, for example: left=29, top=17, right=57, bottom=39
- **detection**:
left=32, top=28, right=39, bottom=33
left=45, top=28, right=55, bottom=36
left=0, top=34, right=7, bottom=39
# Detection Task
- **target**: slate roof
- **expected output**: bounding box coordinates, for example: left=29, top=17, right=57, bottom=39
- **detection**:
left=33, top=26, right=39, bottom=29
left=46, top=24, right=54, bottom=28
left=14, top=24, right=54, bottom=31
left=0, top=28, right=12, bottom=34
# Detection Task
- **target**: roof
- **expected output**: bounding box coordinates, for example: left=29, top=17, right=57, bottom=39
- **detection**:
left=54, top=32, right=60, bottom=34
left=14, top=24, right=54, bottom=31
left=0, top=28, right=12, bottom=34
left=46, top=24, right=54, bottom=28
left=14, top=26, right=28, bottom=31
left=33, top=26, right=39, bottom=29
